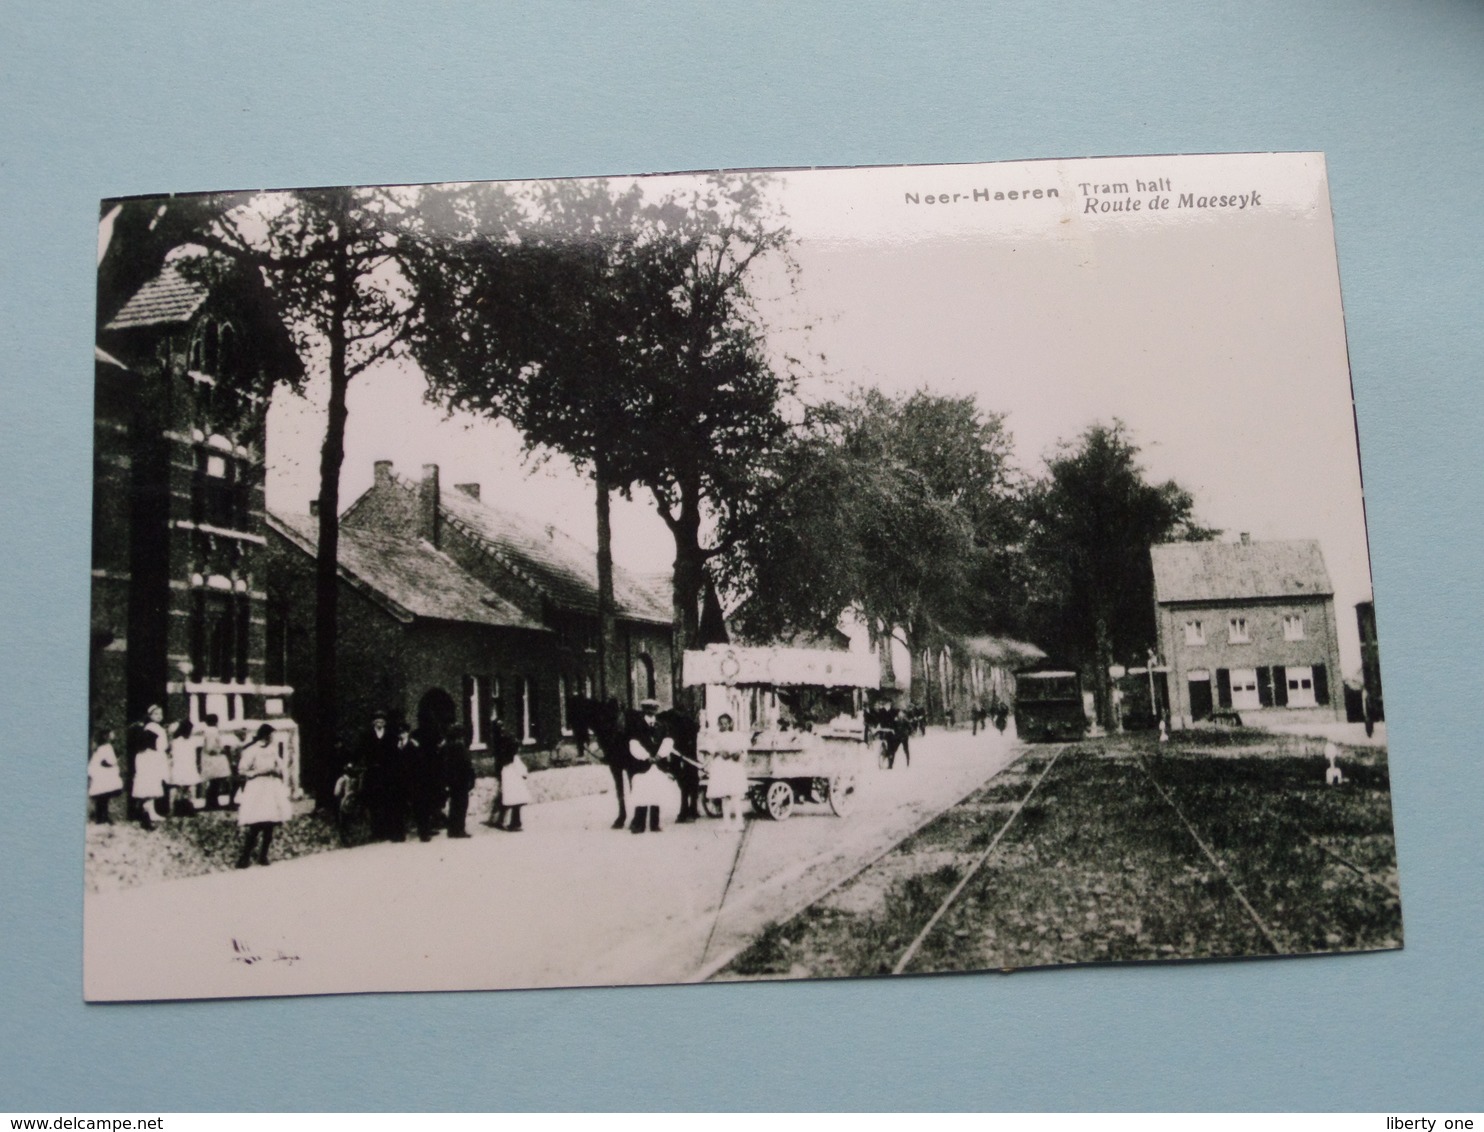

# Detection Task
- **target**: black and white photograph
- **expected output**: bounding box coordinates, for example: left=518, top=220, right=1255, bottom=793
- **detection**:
left=84, top=152, right=1400, bottom=1001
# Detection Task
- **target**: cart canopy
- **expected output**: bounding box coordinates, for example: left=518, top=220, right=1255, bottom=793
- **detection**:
left=683, top=645, right=880, bottom=689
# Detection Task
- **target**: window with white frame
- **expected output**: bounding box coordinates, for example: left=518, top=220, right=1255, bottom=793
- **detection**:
left=1183, top=619, right=1205, bottom=646
left=1283, top=614, right=1305, bottom=641
left=1285, top=665, right=1316, bottom=708
left=1229, top=667, right=1260, bottom=710
left=1228, top=616, right=1250, bottom=643
left=520, top=676, right=535, bottom=744
left=465, top=675, right=490, bottom=750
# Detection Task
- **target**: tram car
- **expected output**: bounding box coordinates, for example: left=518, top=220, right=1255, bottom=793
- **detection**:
left=1013, top=669, right=1090, bottom=742
left=682, top=644, right=881, bottom=821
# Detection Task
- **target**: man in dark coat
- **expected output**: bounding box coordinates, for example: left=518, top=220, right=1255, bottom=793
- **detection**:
left=626, top=699, right=672, bottom=834
left=407, top=721, right=445, bottom=842
left=442, top=724, right=475, bottom=839
left=356, top=709, right=400, bottom=841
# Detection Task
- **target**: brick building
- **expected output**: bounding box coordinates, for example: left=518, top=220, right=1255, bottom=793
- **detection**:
left=267, top=461, right=675, bottom=791
left=91, top=245, right=301, bottom=745
left=1151, top=536, right=1345, bottom=729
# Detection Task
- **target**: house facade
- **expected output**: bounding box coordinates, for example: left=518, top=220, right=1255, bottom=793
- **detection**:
left=268, top=460, right=677, bottom=793
left=265, top=510, right=552, bottom=794
left=91, top=245, right=302, bottom=745
left=1152, top=536, right=1345, bottom=728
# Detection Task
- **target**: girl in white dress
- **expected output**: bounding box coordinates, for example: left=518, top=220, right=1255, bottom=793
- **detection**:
left=704, top=713, right=749, bottom=832
left=131, top=730, right=168, bottom=830
left=167, top=719, right=201, bottom=815
left=236, top=724, right=292, bottom=867
left=88, top=727, right=123, bottom=824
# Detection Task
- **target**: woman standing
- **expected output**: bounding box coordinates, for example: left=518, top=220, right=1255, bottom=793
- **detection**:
left=235, top=723, right=292, bottom=868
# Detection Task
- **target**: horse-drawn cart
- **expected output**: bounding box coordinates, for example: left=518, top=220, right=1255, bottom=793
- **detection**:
left=683, top=644, right=881, bottom=821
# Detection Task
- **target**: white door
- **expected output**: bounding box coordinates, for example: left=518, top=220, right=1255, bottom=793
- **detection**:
left=1286, top=665, right=1316, bottom=708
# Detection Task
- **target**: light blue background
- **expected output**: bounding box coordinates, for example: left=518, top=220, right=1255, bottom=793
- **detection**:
left=2, top=0, right=1480, bottom=1111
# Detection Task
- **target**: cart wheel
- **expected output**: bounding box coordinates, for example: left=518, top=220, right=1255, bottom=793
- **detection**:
left=765, top=780, right=794, bottom=821
left=876, top=739, right=893, bottom=771
left=702, top=796, right=722, bottom=818
left=827, top=775, right=856, bottom=817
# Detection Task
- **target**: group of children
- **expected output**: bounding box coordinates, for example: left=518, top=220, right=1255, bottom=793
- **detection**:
left=88, top=707, right=291, bottom=866
left=88, top=706, right=240, bottom=830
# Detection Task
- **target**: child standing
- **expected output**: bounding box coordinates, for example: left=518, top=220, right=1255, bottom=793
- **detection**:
left=131, top=730, right=168, bottom=830
left=198, top=714, right=233, bottom=810
left=495, top=750, right=531, bottom=831
left=166, top=719, right=201, bottom=815
left=332, top=761, right=359, bottom=846
left=704, top=713, right=748, bottom=832
left=88, top=727, right=123, bottom=824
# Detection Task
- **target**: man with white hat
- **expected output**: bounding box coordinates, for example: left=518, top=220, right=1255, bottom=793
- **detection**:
left=627, top=698, right=673, bottom=833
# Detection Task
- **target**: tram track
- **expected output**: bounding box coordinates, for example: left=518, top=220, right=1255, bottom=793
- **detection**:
left=689, top=742, right=1047, bottom=983
left=707, top=733, right=1400, bottom=981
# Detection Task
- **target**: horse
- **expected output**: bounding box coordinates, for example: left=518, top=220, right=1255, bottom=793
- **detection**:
left=656, top=707, right=702, bottom=822
left=567, top=696, right=631, bottom=829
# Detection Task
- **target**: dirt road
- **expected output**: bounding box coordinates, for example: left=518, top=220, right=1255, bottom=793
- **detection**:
left=84, top=727, right=1026, bottom=1000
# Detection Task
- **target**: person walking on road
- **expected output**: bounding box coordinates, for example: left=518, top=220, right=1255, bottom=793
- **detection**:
left=235, top=723, right=292, bottom=868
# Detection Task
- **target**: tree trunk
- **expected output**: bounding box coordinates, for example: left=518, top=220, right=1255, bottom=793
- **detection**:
left=667, top=479, right=705, bottom=715
left=874, top=622, right=898, bottom=691
left=311, top=227, right=351, bottom=808
left=1093, top=613, right=1115, bottom=730
left=594, top=452, right=616, bottom=702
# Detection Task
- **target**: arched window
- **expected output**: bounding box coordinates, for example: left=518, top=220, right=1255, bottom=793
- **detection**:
left=631, top=653, right=655, bottom=706
left=218, top=323, right=236, bottom=380
left=202, top=322, right=219, bottom=374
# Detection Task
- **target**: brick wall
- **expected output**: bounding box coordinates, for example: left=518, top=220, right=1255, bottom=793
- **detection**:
left=1158, top=594, right=1344, bottom=727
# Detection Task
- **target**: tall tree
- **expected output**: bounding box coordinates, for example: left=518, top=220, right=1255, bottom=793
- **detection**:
left=1022, top=420, right=1218, bottom=727
left=409, top=174, right=799, bottom=707
left=722, top=388, right=1019, bottom=712
left=406, top=178, right=679, bottom=698
left=196, top=187, right=419, bottom=795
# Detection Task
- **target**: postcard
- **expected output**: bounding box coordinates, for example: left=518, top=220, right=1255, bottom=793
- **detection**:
left=85, top=152, right=1399, bottom=1000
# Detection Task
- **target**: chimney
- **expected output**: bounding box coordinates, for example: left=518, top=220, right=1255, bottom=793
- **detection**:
left=418, top=463, right=441, bottom=547
left=374, top=460, right=394, bottom=487
left=309, top=500, right=319, bottom=517
left=1239, top=532, right=1251, bottom=545
left=455, top=483, right=481, bottom=501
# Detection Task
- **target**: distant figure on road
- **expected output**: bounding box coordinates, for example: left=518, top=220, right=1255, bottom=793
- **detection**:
left=235, top=723, right=291, bottom=868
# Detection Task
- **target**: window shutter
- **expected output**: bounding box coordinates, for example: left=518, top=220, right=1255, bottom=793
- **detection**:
left=1257, top=667, right=1273, bottom=707
left=1313, top=664, right=1330, bottom=705
left=1216, top=668, right=1231, bottom=709
left=1273, top=666, right=1288, bottom=707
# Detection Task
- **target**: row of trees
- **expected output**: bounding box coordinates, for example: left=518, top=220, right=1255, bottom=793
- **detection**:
left=102, top=174, right=1214, bottom=772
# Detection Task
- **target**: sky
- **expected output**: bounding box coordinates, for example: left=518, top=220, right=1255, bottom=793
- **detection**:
left=265, top=153, right=1374, bottom=674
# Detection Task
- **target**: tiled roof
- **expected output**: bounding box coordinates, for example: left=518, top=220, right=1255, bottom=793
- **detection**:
left=1151, top=539, right=1334, bottom=605
left=103, top=258, right=210, bottom=330
left=964, top=635, right=1047, bottom=667
left=269, top=511, right=548, bottom=632
left=437, top=483, right=674, bottom=625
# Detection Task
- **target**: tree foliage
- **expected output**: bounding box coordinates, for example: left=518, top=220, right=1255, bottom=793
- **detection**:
left=407, top=174, right=800, bottom=700
left=723, top=388, right=1019, bottom=672
left=1021, top=420, right=1218, bottom=724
